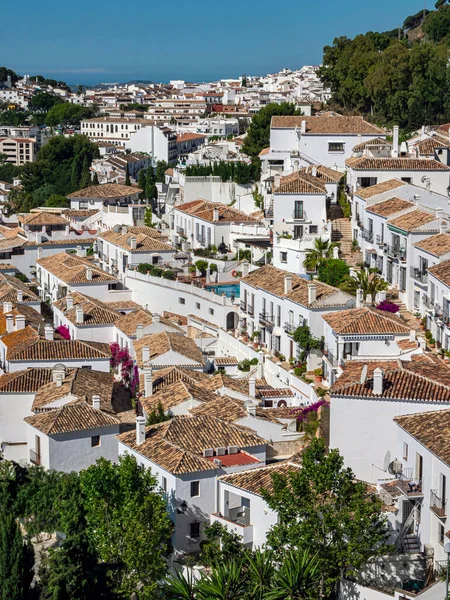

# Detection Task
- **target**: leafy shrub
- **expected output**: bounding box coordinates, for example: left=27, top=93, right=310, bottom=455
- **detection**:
left=317, top=259, right=350, bottom=287
left=376, top=300, right=400, bottom=313
left=162, top=270, right=174, bottom=280
left=56, top=324, right=71, bottom=340
left=195, top=260, right=209, bottom=275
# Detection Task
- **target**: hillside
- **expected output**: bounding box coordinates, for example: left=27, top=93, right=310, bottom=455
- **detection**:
left=319, top=3, right=450, bottom=131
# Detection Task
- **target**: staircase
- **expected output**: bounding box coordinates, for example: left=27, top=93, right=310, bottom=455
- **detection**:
left=403, top=533, right=421, bottom=554
left=387, top=290, right=420, bottom=330
left=331, top=218, right=361, bottom=267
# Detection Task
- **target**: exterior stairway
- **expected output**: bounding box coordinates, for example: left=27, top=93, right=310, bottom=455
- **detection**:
left=331, top=218, right=361, bottom=267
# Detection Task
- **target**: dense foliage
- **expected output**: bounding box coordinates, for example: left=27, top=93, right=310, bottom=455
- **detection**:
left=317, top=258, right=350, bottom=287
left=185, top=160, right=259, bottom=184
left=318, top=5, right=450, bottom=130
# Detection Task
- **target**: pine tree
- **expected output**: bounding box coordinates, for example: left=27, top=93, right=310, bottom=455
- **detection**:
left=145, top=166, right=156, bottom=201
left=79, top=155, right=91, bottom=189
left=125, top=163, right=131, bottom=186
left=70, top=155, right=81, bottom=191
left=137, top=169, right=146, bottom=199
left=144, top=206, right=153, bottom=227
left=0, top=514, right=34, bottom=600
left=92, top=172, right=99, bottom=185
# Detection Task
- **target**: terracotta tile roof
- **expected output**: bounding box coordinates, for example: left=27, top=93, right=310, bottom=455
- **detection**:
left=177, top=133, right=205, bottom=142
left=117, top=415, right=265, bottom=474
left=215, top=356, right=238, bottom=366
left=37, top=253, right=117, bottom=285
left=104, top=300, right=142, bottom=310
left=25, top=402, right=120, bottom=435
left=176, top=200, right=260, bottom=223
left=428, top=260, right=450, bottom=286
left=414, top=233, right=450, bottom=257
left=54, top=292, right=119, bottom=326
left=23, top=238, right=97, bottom=248
left=352, top=137, right=392, bottom=152
left=0, top=274, right=39, bottom=303
left=302, top=165, right=344, bottom=183
left=134, top=332, right=204, bottom=366
left=138, top=366, right=214, bottom=394
left=0, top=263, right=17, bottom=271
left=218, top=462, right=301, bottom=495
left=99, top=228, right=174, bottom=253
left=32, top=368, right=114, bottom=412
left=63, top=209, right=100, bottom=218
left=0, top=236, right=27, bottom=252
left=18, top=212, right=68, bottom=226
left=347, top=157, right=450, bottom=171
left=322, top=307, right=410, bottom=335
left=190, top=394, right=284, bottom=423
left=271, top=115, right=384, bottom=135
left=0, top=368, right=54, bottom=393
left=413, top=136, right=448, bottom=155
left=388, top=209, right=438, bottom=233
left=165, top=168, right=174, bottom=176
left=126, top=225, right=168, bottom=239
left=258, top=147, right=270, bottom=157
left=141, top=380, right=217, bottom=414
left=0, top=306, right=45, bottom=335
left=330, top=359, right=450, bottom=402
left=394, top=410, right=450, bottom=466
left=397, top=339, right=418, bottom=352
left=68, top=183, right=142, bottom=199
left=274, top=171, right=326, bottom=194
left=366, top=197, right=414, bottom=218
left=4, top=333, right=111, bottom=361
left=356, top=179, right=407, bottom=199
left=242, top=265, right=354, bottom=308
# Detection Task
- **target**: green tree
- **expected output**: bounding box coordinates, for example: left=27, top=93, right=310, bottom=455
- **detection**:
left=144, top=205, right=153, bottom=227
left=317, top=258, right=350, bottom=287
left=46, top=194, right=69, bottom=208
left=302, top=238, right=339, bottom=273
left=242, top=103, right=302, bottom=160
left=340, top=262, right=388, bottom=304
left=200, top=522, right=246, bottom=567
left=262, top=439, right=389, bottom=596
left=292, top=324, right=321, bottom=361
left=196, top=559, right=248, bottom=600
left=155, top=160, right=169, bottom=181
left=164, top=569, right=196, bottom=600
left=146, top=400, right=170, bottom=424
left=125, top=163, right=131, bottom=186
left=30, top=92, right=62, bottom=113
left=0, top=513, right=34, bottom=600
left=79, top=155, right=91, bottom=189
left=145, top=165, right=157, bottom=201
left=46, top=103, right=93, bottom=128
left=138, top=168, right=146, bottom=198
left=265, top=549, right=321, bottom=600
left=79, top=454, right=173, bottom=599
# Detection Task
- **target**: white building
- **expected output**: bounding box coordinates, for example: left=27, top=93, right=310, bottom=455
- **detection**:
left=68, top=183, right=142, bottom=212
left=125, top=125, right=178, bottom=164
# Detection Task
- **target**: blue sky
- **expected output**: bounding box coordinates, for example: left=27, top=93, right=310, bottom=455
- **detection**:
left=1, top=0, right=425, bottom=84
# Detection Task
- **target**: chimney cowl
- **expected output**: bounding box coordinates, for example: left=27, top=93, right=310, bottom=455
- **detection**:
left=92, top=395, right=101, bottom=410
left=373, top=367, right=384, bottom=395
left=308, top=283, right=317, bottom=305
left=136, top=416, right=146, bottom=445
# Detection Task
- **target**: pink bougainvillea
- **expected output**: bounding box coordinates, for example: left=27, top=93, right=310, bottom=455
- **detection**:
left=56, top=325, right=71, bottom=340
left=376, top=300, right=400, bottom=313
left=290, top=399, right=329, bottom=422
left=110, top=342, right=139, bottom=391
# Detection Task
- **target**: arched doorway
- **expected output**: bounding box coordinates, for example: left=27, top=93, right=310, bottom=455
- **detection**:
left=226, top=311, right=239, bottom=331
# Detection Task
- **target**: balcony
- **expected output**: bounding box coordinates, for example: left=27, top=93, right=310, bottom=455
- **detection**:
left=362, top=229, right=374, bottom=243
left=176, top=226, right=185, bottom=236
left=395, top=469, right=424, bottom=498
left=410, top=267, right=428, bottom=285
left=240, top=300, right=247, bottom=313
left=324, top=347, right=339, bottom=368
left=430, top=490, right=447, bottom=518
left=247, top=304, right=254, bottom=317
left=376, top=235, right=384, bottom=246
left=284, top=322, right=298, bottom=336
left=292, top=209, right=307, bottom=221
left=30, top=449, right=40, bottom=465
left=211, top=512, right=253, bottom=544
left=422, top=295, right=434, bottom=310
left=259, top=312, right=274, bottom=328
left=384, top=243, right=407, bottom=261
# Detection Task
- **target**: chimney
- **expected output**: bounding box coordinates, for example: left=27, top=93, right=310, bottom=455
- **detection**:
left=76, top=306, right=84, bottom=324
left=213, top=207, right=220, bottom=222
left=373, top=367, right=384, bottom=395
left=3, top=302, right=12, bottom=314
left=121, top=226, right=128, bottom=235
left=6, top=314, right=13, bottom=333
left=300, top=120, right=306, bottom=134
left=247, top=401, right=256, bottom=417
left=241, top=260, right=249, bottom=278
left=52, top=364, right=66, bottom=384
left=86, top=266, right=93, bottom=281
left=441, top=221, right=448, bottom=235
left=409, top=329, right=416, bottom=342
left=17, top=290, right=23, bottom=303
left=65, top=224, right=70, bottom=236
left=284, top=274, right=293, bottom=294
left=76, top=245, right=85, bottom=258
left=152, top=313, right=160, bottom=323
left=136, top=324, right=144, bottom=340
left=66, top=296, right=74, bottom=310
left=35, top=231, right=42, bottom=244
left=130, top=237, right=137, bottom=251
left=332, top=245, right=339, bottom=259
left=44, top=324, right=54, bottom=341
left=15, top=315, right=25, bottom=330
left=356, top=288, right=364, bottom=308
left=436, top=208, right=444, bottom=221
left=142, top=345, right=150, bottom=363
left=144, top=366, right=153, bottom=397
left=249, top=376, right=256, bottom=399
left=311, top=166, right=317, bottom=177
left=92, top=395, right=101, bottom=410
left=392, top=126, right=399, bottom=158
left=136, top=416, right=146, bottom=445
left=308, top=283, right=317, bottom=305
left=37, top=247, right=42, bottom=260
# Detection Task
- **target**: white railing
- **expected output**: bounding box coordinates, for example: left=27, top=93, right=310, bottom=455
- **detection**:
left=230, top=223, right=269, bottom=237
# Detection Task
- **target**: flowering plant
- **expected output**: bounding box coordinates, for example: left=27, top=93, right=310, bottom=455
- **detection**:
left=110, top=342, right=138, bottom=390
left=56, top=325, right=71, bottom=340
left=290, top=398, right=329, bottom=422
left=376, top=300, right=400, bottom=313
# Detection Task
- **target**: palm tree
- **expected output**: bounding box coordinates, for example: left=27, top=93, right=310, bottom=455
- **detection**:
left=340, top=263, right=388, bottom=305
left=303, top=238, right=339, bottom=273
left=196, top=559, right=248, bottom=600
left=164, top=569, right=196, bottom=600
left=265, top=549, right=321, bottom=600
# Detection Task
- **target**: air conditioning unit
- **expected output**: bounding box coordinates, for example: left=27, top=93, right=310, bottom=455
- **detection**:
left=228, top=445, right=239, bottom=454
left=213, top=458, right=222, bottom=468
left=203, top=448, right=214, bottom=457
left=216, top=447, right=227, bottom=456
left=388, top=459, right=403, bottom=476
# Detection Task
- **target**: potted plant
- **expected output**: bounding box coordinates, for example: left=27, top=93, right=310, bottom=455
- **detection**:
left=314, top=368, right=323, bottom=383
left=251, top=330, right=261, bottom=348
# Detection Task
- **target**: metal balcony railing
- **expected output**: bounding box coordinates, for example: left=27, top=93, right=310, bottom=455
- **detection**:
left=384, top=243, right=407, bottom=260
left=376, top=235, right=384, bottom=246
left=430, top=490, right=447, bottom=518
left=284, top=322, right=297, bottom=336
left=247, top=304, right=254, bottom=317
left=410, top=267, right=428, bottom=285
left=30, top=449, right=40, bottom=465
left=292, top=210, right=306, bottom=220
left=240, top=301, right=247, bottom=312
left=324, top=347, right=339, bottom=367
left=362, top=229, right=374, bottom=242
left=176, top=226, right=185, bottom=235
left=422, top=295, right=433, bottom=309
left=259, top=312, right=274, bottom=327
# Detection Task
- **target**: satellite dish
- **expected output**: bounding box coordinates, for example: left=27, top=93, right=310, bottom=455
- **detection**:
left=382, top=451, right=392, bottom=472
left=113, top=224, right=121, bottom=233
left=345, top=299, right=356, bottom=309
left=360, top=364, right=368, bottom=385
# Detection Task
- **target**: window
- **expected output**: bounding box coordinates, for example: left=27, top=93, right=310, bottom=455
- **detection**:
left=209, top=308, right=214, bottom=315
left=293, top=225, right=303, bottom=240
left=195, top=302, right=201, bottom=309
left=294, top=201, right=303, bottom=219
left=439, top=523, right=445, bottom=545
left=190, top=481, right=200, bottom=497
left=190, top=522, right=200, bottom=539
left=179, top=297, right=185, bottom=305
left=328, top=142, right=344, bottom=153
left=280, top=251, right=287, bottom=263
left=91, top=435, right=100, bottom=447
left=309, top=225, right=318, bottom=234
left=161, top=476, right=167, bottom=492
left=403, top=442, right=408, bottom=461
left=401, top=177, right=412, bottom=184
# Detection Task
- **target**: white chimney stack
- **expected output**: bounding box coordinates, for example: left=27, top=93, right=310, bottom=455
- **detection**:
left=86, top=266, right=93, bottom=281
left=66, top=296, right=74, bottom=310
left=92, top=395, right=101, bottom=410
left=121, top=226, right=128, bottom=236
left=144, top=366, right=153, bottom=397
left=241, top=260, right=249, bottom=278
left=373, top=367, right=384, bottom=395
left=440, top=221, right=448, bottom=235
left=3, top=302, right=12, bottom=314
left=37, top=247, right=42, bottom=260
left=52, top=364, right=66, bottom=384
left=130, top=237, right=137, bottom=251
left=152, top=313, right=160, bottom=323
left=15, top=315, right=25, bottom=330
left=246, top=401, right=256, bottom=417
left=249, top=376, right=256, bottom=399
left=392, top=126, right=399, bottom=158
left=65, top=224, right=70, bottom=236
left=76, top=245, right=84, bottom=258
left=136, top=416, right=146, bottom=445
left=76, top=306, right=84, bottom=324
left=5, top=314, right=13, bottom=333
left=311, top=166, right=317, bottom=177
left=284, top=274, right=293, bottom=294
left=44, top=324, right=54, bottom=341
left=17, top=290, right=23, bottom=302
left=300, top=120, right=306, bottom=134
left=213, top=207, right=220, bottom=222
left=409, top=329, right=416, bottom=342
left=136, top=324, right=144, bottom=340
left=356, top=288, right=364, bottom=308
left=308, top=283, right=317, bottom=305
left=142, top=345, right=150, bottom=363
left=35, top=231, right=42, bottom=244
